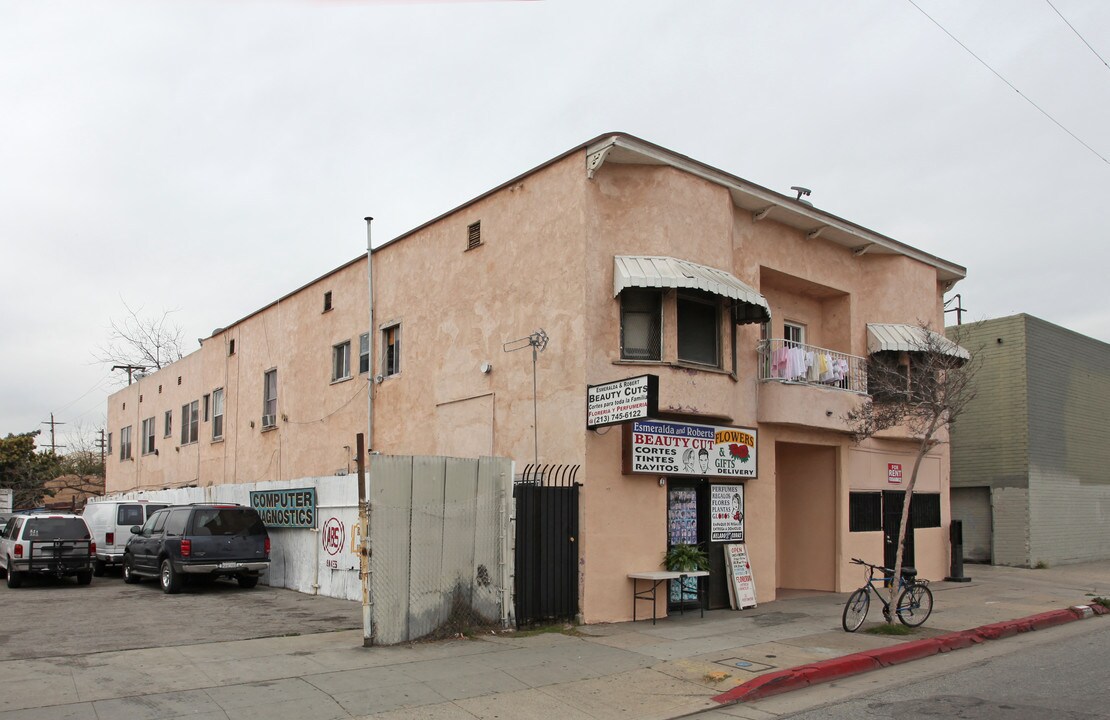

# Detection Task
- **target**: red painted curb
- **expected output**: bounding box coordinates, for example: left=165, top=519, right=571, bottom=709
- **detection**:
left=713, top=605, right=1099, bottom=705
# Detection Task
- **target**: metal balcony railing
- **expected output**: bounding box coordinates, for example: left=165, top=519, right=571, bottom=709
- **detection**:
left=758, top=339, right=868, bottom=394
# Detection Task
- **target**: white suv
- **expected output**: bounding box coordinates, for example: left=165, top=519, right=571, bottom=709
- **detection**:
left=0, top=512, right=96, bottom=588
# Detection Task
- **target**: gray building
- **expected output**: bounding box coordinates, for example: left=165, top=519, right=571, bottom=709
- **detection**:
left=948, top=314, right=1110, bottom=567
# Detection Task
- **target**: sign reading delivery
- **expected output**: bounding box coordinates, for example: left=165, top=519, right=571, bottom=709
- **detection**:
left=623, top=420, right=758, bottom=479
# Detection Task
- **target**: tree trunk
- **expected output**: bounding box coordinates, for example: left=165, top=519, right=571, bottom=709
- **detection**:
left=887, top=421, right=938, bottom=620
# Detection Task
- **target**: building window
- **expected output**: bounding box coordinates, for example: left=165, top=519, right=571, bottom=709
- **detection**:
left=849, top=492, right=882, bottom=532
left=263, top=369, right=278, bottom=428
left=911, top=493, right=942, bottom=528
left=333, top=341, right=351, bottom=382
left=120, top=426, right=132, bottom=461
left=359, top=333, right=370, bottom=374
left=141, top=417, right=156, bottom=456
left=229, top=339, right=236, bottom=356
left=203, top=393, right=210, bottom=422
left=164, top=410, right=172, bottom=438
left=382, top=324, right=400, bottom=377
left=620, top=290, right=662, bottom=361
left=323, top=291, right=333, bottom=312
left=467, top=221, right=481, bottom=250
left=784, top=321, right=806, bottom=347
left=107, top=432, right=113, bottom=455
left=677, top=292, right=720, bottom=367
left=212, top=388, right=225, bottom=440
left=180, top=401, right=199, bottom=445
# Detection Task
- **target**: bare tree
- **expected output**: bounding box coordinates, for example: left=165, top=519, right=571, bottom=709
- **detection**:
left=95, top=300, right=185, bottom=382
left=846, top=321, right=978, bottom=619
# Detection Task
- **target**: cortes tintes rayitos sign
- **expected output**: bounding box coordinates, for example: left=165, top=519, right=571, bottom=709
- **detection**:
left=623, top=419, right=758, bottom=479
left=586, top=374, right=658, bottom=429
left=249, top=488, right=317, bottom=529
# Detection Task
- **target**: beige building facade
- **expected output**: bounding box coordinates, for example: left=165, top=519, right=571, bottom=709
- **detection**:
left=106, top=133, right=965, bottom=623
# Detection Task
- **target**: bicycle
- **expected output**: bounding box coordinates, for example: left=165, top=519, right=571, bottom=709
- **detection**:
left=842, top=557, right=933, bottom=632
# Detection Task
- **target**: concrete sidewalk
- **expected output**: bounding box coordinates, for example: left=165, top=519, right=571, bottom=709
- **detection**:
left=3, top=561, right=1110, bottom=720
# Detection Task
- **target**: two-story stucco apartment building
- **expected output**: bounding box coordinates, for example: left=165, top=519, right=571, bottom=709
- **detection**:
left=106, top=133, right=967, bottom=623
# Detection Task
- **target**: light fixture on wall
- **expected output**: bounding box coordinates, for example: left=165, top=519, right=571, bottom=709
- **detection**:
left=480, top=362, right=493, bottom=374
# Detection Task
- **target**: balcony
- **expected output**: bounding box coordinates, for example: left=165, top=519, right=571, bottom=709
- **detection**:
left=758, top=339, right=868, bottom=394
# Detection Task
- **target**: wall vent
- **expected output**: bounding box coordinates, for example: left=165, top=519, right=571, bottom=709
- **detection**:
left=467, top=221, right=481, bottom=250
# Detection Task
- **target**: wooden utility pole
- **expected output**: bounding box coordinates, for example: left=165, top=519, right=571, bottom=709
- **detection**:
left=40, top=413, right=66, bottom=453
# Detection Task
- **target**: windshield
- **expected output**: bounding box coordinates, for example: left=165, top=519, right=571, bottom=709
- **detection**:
left=25, top=518, right=91, bottom=541
left=190, top=508, right=265, bottom=536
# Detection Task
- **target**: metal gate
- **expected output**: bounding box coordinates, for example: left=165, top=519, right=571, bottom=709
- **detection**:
left=514, top=464, right=580, bottom=627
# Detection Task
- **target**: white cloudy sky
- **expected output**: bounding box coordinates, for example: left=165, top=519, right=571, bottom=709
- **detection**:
left=2, top=0, right=1108, bottom=453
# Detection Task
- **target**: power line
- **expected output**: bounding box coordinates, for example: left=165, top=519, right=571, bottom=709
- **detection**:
left=907, top=0, right=1110, bottom=166
left=1046, top=0, right=1110, bottom=72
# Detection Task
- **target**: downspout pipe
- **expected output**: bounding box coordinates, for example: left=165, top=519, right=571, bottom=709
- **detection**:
left=361, top=217, right=375, bottom=646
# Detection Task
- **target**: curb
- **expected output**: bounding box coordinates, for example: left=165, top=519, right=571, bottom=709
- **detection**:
left=712, top=604, right=1104, bottom=705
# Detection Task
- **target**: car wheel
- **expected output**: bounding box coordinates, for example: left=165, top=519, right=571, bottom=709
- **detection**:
left=123, top=555, right=141, bottom=584
left=76, top=571, right=93, bottom=586
left=160, top=558, right=182, bottom=594
left=6, top=560, right=22, bottom=589
left=93, top=559, right=106, bottom=577
left=237, top=574, right=259, bottom=589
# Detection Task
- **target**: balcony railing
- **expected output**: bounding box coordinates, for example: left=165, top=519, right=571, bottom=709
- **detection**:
left=758, top=339, right=868, bottom=394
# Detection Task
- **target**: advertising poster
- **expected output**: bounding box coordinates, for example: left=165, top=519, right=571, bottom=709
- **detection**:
left=625, top=420, right=758, bottom=479
left=249, top=487, right=317, bottom=528
left=586, top=374, right=658, bottom=429
left=668, top=488, right=699, bottom=603
left=710, top=484, right=744, bottom=542
left=725, top=543, right=757, bottom=610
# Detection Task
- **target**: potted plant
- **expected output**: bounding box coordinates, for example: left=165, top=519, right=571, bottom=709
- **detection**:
left=663, top=543, right=709, bottom=573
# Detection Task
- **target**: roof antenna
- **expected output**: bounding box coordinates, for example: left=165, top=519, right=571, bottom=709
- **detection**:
left=791, top=186, right=813, bottom=206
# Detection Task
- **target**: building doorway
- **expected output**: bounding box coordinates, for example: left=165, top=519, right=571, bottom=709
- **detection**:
left=775, top=442, right=836, bottom=591
left=666, top=479, right=737, bottom=610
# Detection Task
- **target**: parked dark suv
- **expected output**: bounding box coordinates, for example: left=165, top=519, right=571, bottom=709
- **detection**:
left=122, top=504, right=270, bottom=594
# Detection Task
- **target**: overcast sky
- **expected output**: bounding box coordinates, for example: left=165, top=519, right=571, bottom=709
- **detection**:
left=2, top=0, right=1108, bottom=454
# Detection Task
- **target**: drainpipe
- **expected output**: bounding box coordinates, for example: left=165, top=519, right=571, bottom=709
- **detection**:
left=361, top=216, right=375, bottom=647
left=365, top=217, right=374, bottom=450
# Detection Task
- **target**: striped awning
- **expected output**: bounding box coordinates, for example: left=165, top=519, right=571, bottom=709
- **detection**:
left=866, top=323, right=970, bottom=360
left=613, top=256, right=770, bottom=325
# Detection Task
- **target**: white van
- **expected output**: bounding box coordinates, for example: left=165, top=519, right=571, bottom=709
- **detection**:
left=82, top=500, right=170, bottom=575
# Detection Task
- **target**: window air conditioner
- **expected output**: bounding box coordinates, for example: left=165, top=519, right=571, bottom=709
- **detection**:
left=262, top=414, right=276, bottom=428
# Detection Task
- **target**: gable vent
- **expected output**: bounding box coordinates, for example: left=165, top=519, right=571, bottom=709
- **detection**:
left=467, top=221, right=481, bottom=250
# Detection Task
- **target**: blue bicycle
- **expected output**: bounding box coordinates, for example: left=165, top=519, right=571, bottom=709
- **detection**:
left=842, top=558, right=933, bottom=632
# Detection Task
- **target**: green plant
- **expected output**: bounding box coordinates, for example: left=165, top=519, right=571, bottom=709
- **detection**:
left=1091, top=597, right=1109, bottom=609
left=663, top=543, right=709, bottom=572
left=1034, top=560, right=1048, bottom=569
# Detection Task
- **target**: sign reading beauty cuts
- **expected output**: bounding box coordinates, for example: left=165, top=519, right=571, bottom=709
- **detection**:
left=623, top=420, right=758, bottom=478
left=586, top=374, right=658, bottom=429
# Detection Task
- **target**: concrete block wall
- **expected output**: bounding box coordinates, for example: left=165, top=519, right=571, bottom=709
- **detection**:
left=991, top=485, right=1030, bottom=567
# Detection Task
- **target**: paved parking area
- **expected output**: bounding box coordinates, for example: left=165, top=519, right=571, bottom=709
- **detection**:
left=0, top=571, right=360, bottom=660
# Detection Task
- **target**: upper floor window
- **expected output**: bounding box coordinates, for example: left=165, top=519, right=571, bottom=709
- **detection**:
left=263, top=369, right=278, bottom=427
left=620, top=289, right=662, bottom=361
left=382, top=324, right=401, bottom=377
left=359, top=333, right=370, bottom=374
left=333, top=341, right=351, bottom=382
left=180, top=400, right=199, bottom=445
left=677, top=292, right=720, bottom=367
left=202, top=393, right=210, bottom=422
left=163, top=410, right=172, bottom=438
left=784, top=322, right=806, bottom=347
left=212, top=388, right=225, bottom=440
left=120, top=426, right=132, bottom=460
left=323, top=291, right=333, bottom=312
left=107, top=432, right=112, bottom=455
left=141, top=417, right=156, bottom=456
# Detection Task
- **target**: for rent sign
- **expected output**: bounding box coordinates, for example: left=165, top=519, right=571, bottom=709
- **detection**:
left=249, top=488, right=318, bottom=528
left=586, top=374, right=658, bottom=428
left=623, top=420, right=758, bottom=479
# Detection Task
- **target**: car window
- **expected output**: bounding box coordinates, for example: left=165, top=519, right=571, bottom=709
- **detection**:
left=1, top=518, right=15, bottom=539
left=145, top=504, right=169, bottom=518
left=164, top=509, right=189, bottom=535
left=151, top=511, right=169, bottom=534
left=117, top=505, right=144, bottom=525
left=24, top=518, right=90, bottom=541
left=189, top=508, right=265, bottom=536
left=140, top=511, right=163, bottom=537
left=10, top=518, right=24, bottom=539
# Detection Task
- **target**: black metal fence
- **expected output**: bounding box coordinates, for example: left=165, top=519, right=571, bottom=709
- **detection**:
left=514, top=464, right=580, bottom=628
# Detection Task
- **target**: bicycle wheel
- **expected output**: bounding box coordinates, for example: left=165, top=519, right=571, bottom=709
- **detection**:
left=896, top=583, right=933, bottom=627
left=842, top=588, right=870, bottom=632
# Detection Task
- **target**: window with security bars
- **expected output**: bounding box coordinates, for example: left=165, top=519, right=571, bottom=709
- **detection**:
left=677, top=292, right=719, bottom=366
left=849, top=492, right=882, bottom=532
left=620, top=289, right=662, bottom=361
left=910, top=492, right=941, bottom=528
left=466, top=221, right=481, bottom=250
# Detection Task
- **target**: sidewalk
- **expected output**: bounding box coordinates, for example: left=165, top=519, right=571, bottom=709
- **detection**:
left=3, top=561, right=1109, bottom=720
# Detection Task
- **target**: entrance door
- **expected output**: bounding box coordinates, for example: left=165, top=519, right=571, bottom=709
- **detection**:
left=883, top=490, right=916, bottom=569
left=666, top=480, right=732, bottom=610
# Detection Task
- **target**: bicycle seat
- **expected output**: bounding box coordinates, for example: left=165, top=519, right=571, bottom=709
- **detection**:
left=900, top=567, right=917, bottom=579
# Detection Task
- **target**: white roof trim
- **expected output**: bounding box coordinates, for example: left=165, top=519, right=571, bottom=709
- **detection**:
left=614, top=256, right=770, bottom=324
left=867, top=323, right=970, bottom=360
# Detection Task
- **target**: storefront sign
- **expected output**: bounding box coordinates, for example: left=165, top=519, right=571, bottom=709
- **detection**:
left=623, top=420, right=758, bottom=478
left=711, top=484, right=745, bottom=542
left=586, top=374, right=658, bottom=429
left=888, top=463, right=903, bottom=484
left=249, top=487, right=317, bottom=528
left=725, top=543, right=757, bottom=610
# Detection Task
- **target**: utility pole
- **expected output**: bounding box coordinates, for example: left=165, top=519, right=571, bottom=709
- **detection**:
left=111, top=364, right=147, bottom=385
left=96, top=429, right=107, bottom=467
left=40, top=413, right=66, bottom=454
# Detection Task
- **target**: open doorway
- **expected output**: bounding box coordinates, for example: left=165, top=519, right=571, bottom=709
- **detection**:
left=775, top=442, right=836, bottom=591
